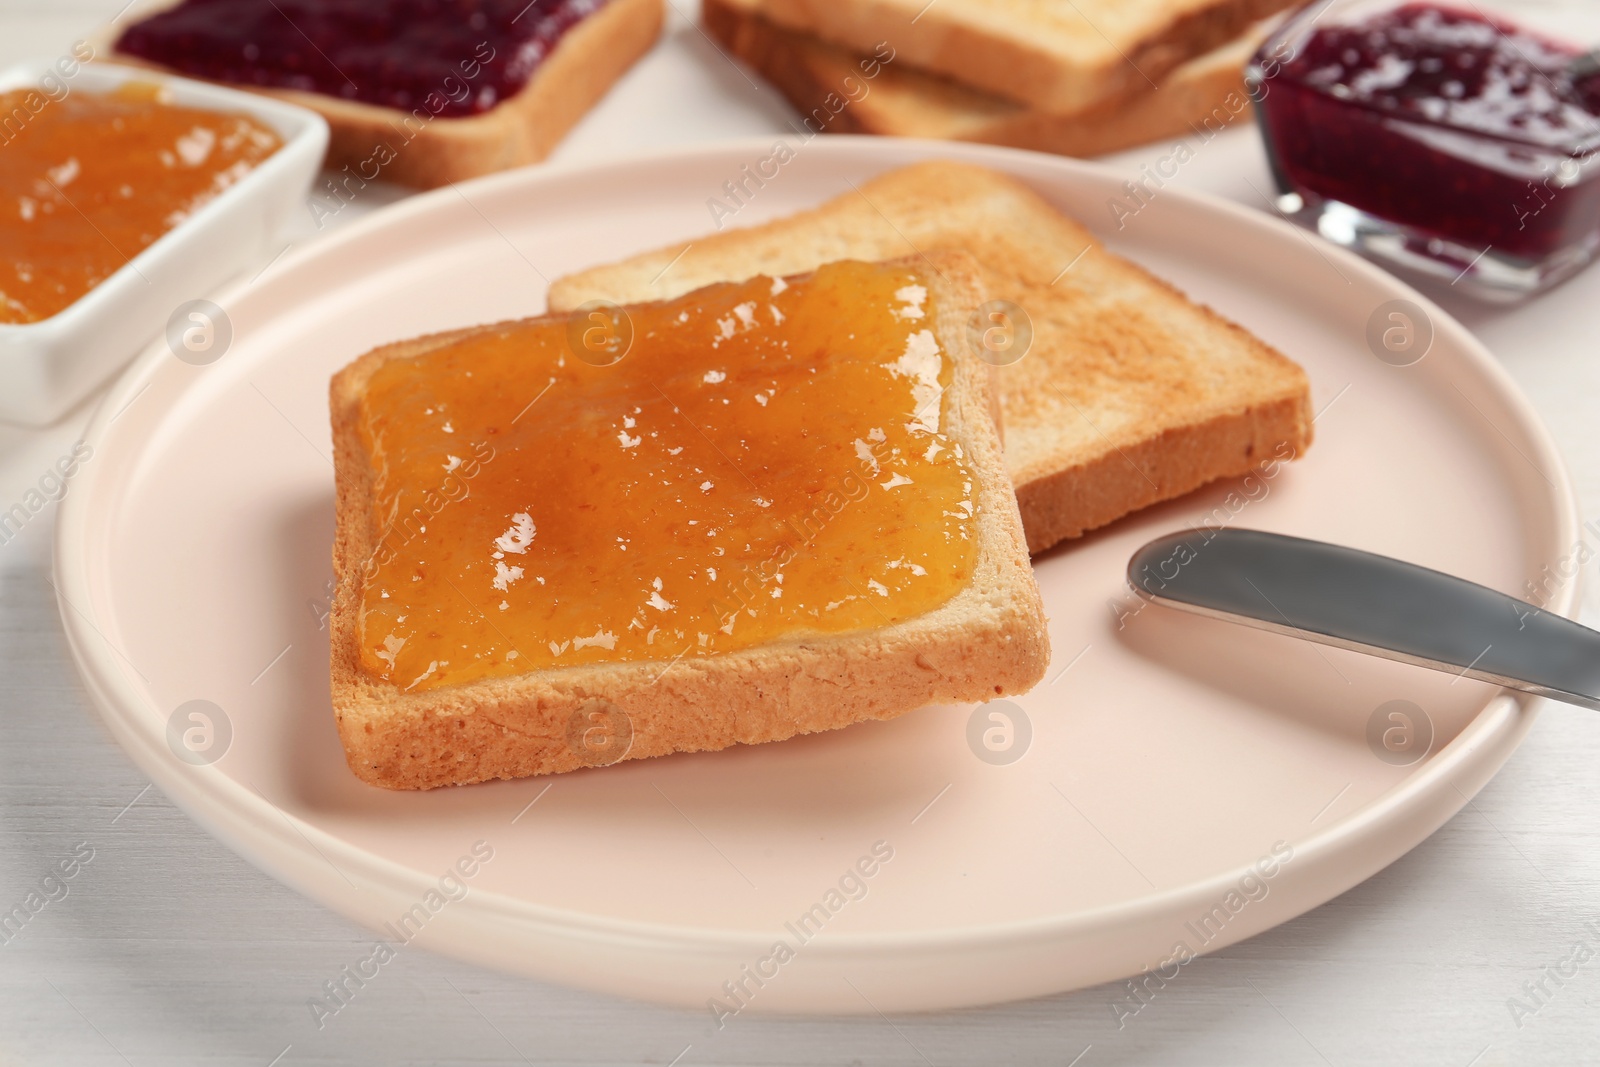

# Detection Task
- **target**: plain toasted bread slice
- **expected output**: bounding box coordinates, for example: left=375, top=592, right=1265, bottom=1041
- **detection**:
left=330, top=252, right=1048, bottom=789
left=99, top=0, right=662, bottom=189
left=705, top=0, right=1266, bottom=157
left=547, top=162, right=1313, bottom=555
left=737, top=0, right=1294, bottom=113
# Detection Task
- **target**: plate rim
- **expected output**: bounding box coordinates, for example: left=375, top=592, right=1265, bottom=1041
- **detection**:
left=52, top=134, right=1582, bottom=992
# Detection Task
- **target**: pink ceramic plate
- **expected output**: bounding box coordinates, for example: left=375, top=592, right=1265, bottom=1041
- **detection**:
left=54, top=138, right=1578, bottom=1013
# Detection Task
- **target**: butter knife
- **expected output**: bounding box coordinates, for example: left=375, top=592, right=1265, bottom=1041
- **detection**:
left=1127, top=528, right=1600, bottom=710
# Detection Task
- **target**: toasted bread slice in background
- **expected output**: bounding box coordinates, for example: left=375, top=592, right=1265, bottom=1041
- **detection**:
left=331, top=252, right=1048, bottom=789
left=737, top=0, right=1296, bottom=113
left=99, top=0, right=663, bottom=188
left=705, top=0, right=1266, bottom=157
left=548, top=162, right=1313, bottom=554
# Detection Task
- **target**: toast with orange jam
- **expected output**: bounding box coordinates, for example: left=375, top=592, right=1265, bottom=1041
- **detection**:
left=330, top=253, right=1047, bottom=788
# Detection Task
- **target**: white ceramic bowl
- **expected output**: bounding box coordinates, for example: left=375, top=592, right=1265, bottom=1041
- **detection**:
left=0, top=59, right=327, bottom=426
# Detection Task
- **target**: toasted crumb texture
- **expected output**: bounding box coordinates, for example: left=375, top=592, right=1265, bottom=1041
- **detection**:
left=103, top=0, right=663, bottom=188
left=735, top=0, right=1300, bottom=113
left=704, top=0, right=1268, bottom=157
left=329, top=253, right=1048, bottom=789
left=548, top=161, right=1313, bottom=555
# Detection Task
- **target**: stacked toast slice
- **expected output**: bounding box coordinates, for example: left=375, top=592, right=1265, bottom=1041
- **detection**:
left=549, top=161, right=1314, bottom=555
left=704, top=0, right=1297, bottom=155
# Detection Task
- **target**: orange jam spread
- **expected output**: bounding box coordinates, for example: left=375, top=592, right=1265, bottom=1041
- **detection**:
left=354, top=259, right=980, bottom=692
left=0, top=83, right=281, bottom=325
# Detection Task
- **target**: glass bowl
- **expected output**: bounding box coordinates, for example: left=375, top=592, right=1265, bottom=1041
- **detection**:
left=1249, top=0, right=1600, bottom=301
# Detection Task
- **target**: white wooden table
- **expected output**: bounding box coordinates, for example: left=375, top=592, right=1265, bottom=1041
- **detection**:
left=3, top=2, right=1598, bottom=1063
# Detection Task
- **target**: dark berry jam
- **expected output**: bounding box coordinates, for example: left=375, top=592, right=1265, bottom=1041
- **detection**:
left=1256, top=3, right=1600, bottom=261
left=116, top=0, right=606, bottom=118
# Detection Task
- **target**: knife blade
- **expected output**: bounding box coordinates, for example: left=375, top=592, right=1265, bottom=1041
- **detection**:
left=1127, top=528, right=1600, bottom=711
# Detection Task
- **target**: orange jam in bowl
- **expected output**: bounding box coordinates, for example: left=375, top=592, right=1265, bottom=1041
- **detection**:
left=0, top=82, right=282, bottom=325
left=353, top=259, right=980, bottom=692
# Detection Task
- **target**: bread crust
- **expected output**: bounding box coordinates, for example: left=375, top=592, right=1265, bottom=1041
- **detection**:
left=705, top=0, right=1266, bottom=157
left=329, top=253, right=1049, bottom=789
left=100, top=0, right=663, bottom=188
left=546, top=161, right=1314, bottom=556
left=740, top=0, right=1298, bottom=113
left=1017, top=396, right=1309, bottom=553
